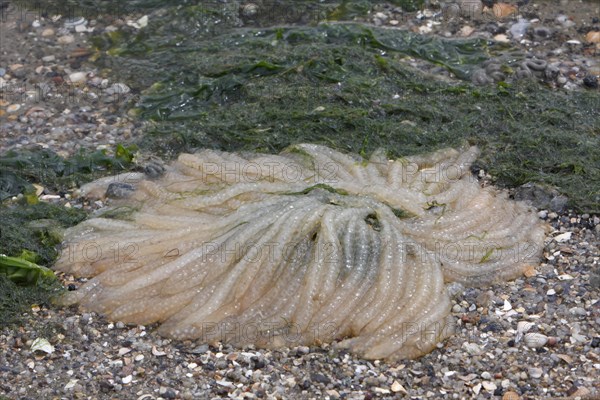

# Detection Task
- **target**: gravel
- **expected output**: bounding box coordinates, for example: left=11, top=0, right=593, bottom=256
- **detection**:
left=1, top=185, right=598, bottom=400
left=0, top=2, right=144, bottom=157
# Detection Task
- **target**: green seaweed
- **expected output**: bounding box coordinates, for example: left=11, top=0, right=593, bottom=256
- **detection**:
left=94, top=205, right=140, bottom=220
left=390, top=207, right=413, bottom=219
left=0, top=145, right=138, bottom=201
left=0, top=273, right=65, bottom=330
left=479, top=248, right=495, bottom=264
left=0, top=202, right=87, bottom=266
left=88, top=17, right=597, bottom=211
left=286, top=183, right=350, bottom=196
left=0, top=140, right=140, bottom=325
left=0, top=202, right=79, bottom=328
left=389, top=0, right=425, bottom=12
left=0, top=254, right=56, bottom=285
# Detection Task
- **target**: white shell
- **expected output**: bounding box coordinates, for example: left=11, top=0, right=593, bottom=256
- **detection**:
left=524, top=333, right=548, bottom=348
left=515, top=321, right=535, bottom=343
left=30, top=338, right=55, bottom=354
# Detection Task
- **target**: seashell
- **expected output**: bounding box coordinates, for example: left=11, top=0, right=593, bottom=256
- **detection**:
left=492, top=3, right=517, bottom=18
left=391, top=381, right=407, bottom=394
left=586, top=31, right=600, bottom=44
left=64, top=17, right=87, bottom=28
left=570, top=387, right=591, bottom=397
left=502, top=391, right=520, bottom=400
left=30, top=338, right=55, bottom=354
left=241, top=3, right=259, bottom=17
left=522, top=265, right=537, bottom=277
left=524, top=332, right=548, bottom=348
left=515, top=321, right=535, bottom=343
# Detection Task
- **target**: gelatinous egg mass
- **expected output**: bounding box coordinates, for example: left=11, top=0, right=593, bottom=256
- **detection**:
left=54, top=144, right=545, bottom=360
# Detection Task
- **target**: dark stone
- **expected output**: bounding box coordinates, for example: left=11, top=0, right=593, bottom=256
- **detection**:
left=591, top=337, right=600, bottom=348
left=519, top=383, right=533, bottom=393
left=105, top=182, right=136, bottom=199
left=186, top=344, right=209, bottom=354
left=162, top=388, right=177, bottom=399
left=300, top=379, right=311, bottom=390
left=482, top=22, right=505, bottom=35
left=99, top=381, right=114, bottom=393
left=567, top=384, right=581, bottom=396
left=203, top=362, right=215, bottom=371
left=0, top=366, right=18, bottom=374
left=531, top=26, right=552, bottom=41
left=462, top=287, right=481, bottom=305
left=470, top=163, right=482, bottom=177
left=13, top=68, right=27, bottom=78
left=544, top=65, right=560, bottom=80
left=215, top=359, right=229, bottom=369
left=425, top=364, right=435, bottom=377
left=513, top=182, right=568, bottom=212
left=251, top=356, right=266, bottom=369
left=67, top=284, right=77, bottom=291
left=583, top=75, right=599, bottom=89
left=144, top=161, right=165, bottom=179
left=310, top=372, right=331, bottom=385
left=482, top=321, right=503, bottom=333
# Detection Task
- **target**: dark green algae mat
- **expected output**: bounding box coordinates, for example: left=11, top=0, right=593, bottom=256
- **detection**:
left=1, top=0, right=599, bottom=324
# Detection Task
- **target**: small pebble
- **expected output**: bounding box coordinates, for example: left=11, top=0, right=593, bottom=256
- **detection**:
left=528, top=367, right=543, bottom=378
left=57, top=35, right=75, bottom=44
left=105, top=182, right=136, bottom=198
left=582, top=75, right=598, bottom=89
left=68, top=72, right=87, bottom=83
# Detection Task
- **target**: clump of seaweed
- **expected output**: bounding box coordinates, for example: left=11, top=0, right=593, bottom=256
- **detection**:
left=54, top=144, right=546, bottom=360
